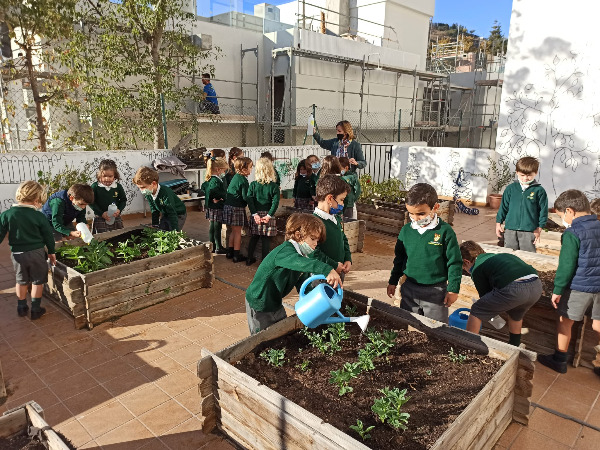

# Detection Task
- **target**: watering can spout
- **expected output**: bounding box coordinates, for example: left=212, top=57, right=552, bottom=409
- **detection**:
left=350, top=315, right=370, bottom=333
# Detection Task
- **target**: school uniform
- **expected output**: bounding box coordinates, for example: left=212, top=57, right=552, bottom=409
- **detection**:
left=293, top=175, right=314, bottom=210
left=341, top=172, right=361, bottom=220
left=90, top=181, right=127, bottom=233
left=312, top=208, right=352, bottom=279
left=41, top=190, right=87, bottom=241
left=247, top=181, right=279, bottom=237
left=204, top=176, right=227, bottom=222
left=145, top=184, right=187, bottom=231
left=223, top=173, right=249, bottom=227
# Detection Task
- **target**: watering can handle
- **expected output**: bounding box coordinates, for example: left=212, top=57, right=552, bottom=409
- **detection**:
left=299, top=274, right=326, bottom=298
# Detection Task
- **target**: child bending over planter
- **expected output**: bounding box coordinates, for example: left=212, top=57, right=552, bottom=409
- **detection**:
left=460, top=241, right=542, bottom=346
left=495, top=156, right=548, bottom=253
left=0, top=181, right=56, bottom=320
left=312, top=175, right=352, bottom=281
left=387, top=183, right=462, bottom=324
left=41, top=183, right=94, bottom=242
left=292, top=159, right=314, bottom=210
left=202, top=157, right=229, bottom=254
left=339, top=156, right=361, bottom=220
left=538, top=190, right=600, bottom=375
left=246, top=157, right=280, bottom=266
left=223, top=156, right=253, bottom=263
left=245, top=213, right=342, bottom=335
left=90, top=159, right=127, bottom=234
left=133, top=166, right=187, bottom=231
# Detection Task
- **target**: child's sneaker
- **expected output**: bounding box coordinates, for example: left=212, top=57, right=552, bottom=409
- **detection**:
left=214, top=248, right=228, bottom=255
left=538, top=353, right=567, bottom=374
left=17, top=305, right=29, bottom=317
left=30, top=307, right=46, bottom=321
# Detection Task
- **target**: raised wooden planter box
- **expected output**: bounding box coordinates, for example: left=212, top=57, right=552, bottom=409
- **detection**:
left=197, top=290, right=535, bottom=449
left=45, top=226, right=214, bottom=330
left=1, top=401, right=70, bottom=450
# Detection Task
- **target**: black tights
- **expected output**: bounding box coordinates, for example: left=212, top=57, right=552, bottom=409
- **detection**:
left=248, top=235, right=272, bottom=260
left=209, top=221, right=222, bottom=251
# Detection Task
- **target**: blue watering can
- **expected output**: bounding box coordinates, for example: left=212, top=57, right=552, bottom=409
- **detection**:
left=295, top=275, right=370, bottom=332
left=448, top=308, right=481, bottom=331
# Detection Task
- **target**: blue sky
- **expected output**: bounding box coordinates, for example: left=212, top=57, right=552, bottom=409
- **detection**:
left=199, top=1, right=513, bottom=37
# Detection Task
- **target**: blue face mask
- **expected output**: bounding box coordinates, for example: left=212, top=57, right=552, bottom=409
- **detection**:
left=329, top=199, right=344, bottom=215
left=311, top=162, right=321, bottom=170
left=341, top=169, right=347, bottom=175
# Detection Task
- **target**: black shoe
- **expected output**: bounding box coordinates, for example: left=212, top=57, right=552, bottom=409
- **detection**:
left=17, top=305, right=29, bottom=317
left=226, top=250, right=234, bottom=259
left=233, top=255, right=247, bottom=263
left=215, top=248, right=228, bottom=255
left=246, top=257, right=257, bottom=266
left=30, top=307, right=46, bottom=321
left=538, top=353, right=567, bottom=374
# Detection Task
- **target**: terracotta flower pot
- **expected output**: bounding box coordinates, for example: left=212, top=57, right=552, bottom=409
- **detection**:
left=488, top=193, right=503, bottom=209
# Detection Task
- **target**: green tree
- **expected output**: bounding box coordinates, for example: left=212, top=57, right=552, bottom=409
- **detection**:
left=63, top=0, right=220, bottom=150
left=0, top=0, right=78, bottom=151
left=486, top=20, right=507, bottom=55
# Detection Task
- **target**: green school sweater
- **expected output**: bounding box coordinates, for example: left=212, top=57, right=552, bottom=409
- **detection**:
left=293, top=176, right=313, bottom=199
left=90, top=182, right=127, bottom=216
left=275, top=169, right=281, bottom=186
left=471, top=253, right=537, bottom=297
left=204, top=176, right=227, bottom=210
left=246, top=240, right=334, bottom=312
left=225, top=173, right=249, bottom=208
left=312, top=210, right=352, bottom=267
left=247, top=181, right=280, bottom=216
left=48, top=197, right=87, bottom=235
left=0, top=205, right=55, bottom=253
left=496, top=181, right=548, bottom=231
left=389, top=220, right=462, bottom=293
left=310, top=172, right=319, bottom=197
left=342, top=172, right=361, bottom=209
left=146, top=185, right=186, bottom=230
left=553, top=232, right=580, bottom=295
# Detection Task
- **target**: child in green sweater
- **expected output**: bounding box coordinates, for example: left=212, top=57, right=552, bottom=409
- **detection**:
left=245, top=213, right=342, bottom=335
left=90, top=159, right=127, bottom=234
left=387, top=183, right=462, bottom=323
left=496, top=156, right=548, bottom=252
left=223, top=156, right=253, bottom=263
left=460, top=241, right=542, bottom=346
left=339, top=156, right=361, bottom=220
left=203, top=157, right=229, bottom=254
left=41, top=184, right=94, bottom=242
left=133, top=166, right=187, bottom=231
left=246, top=157, right=280, bottom=266
left=0, top=181, right=56, bottom=320
left=312, top=175, right=352, bottom=279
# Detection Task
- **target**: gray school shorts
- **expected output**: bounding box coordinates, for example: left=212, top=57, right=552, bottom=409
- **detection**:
left=557, top=289, right=600, bottom=321
left=11, top=248, right=48, bottom=285
left=400, top=278, right=448, bottom=323
left=159, top=212, right=187, bottom=231
left=504, top=229, right=536, bottom=253
left=245, top=298, right=287, bottom=335
left=471, top=277, right=542, bottom=322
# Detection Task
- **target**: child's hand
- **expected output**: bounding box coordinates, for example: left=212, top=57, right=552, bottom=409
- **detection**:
left=336, top=262, right=344, bottom=274
left=444, top=292, right=458, bottom=307
left=262, top=215, right=271, bottom=223
left=348, top=158, right=358, bottom=166
left=387, top=284, right=397, bottom=298
left=342, top=261, right=352, bottom=273
left=102, top=212, right=110, bottom=220
left=48, top=254, right=57, bottom=266
left=551, top=294, right=561, bottom=309
left=326, top=269, right=342, bottom=289
left=533, top=227, right=542, bottom=244
left=253, top=214, right=262, bottom=224
left=70, top=230, right=81, bottom=238
left=495, top=223, right=504, bottom=238
left=212, top=198, right=220, bottom=204
left=114, top=209, right=121, bottom=217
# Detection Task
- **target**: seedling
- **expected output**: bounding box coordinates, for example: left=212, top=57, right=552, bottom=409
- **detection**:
left=57, top=240, right=114, bottom=273
left=349, top=419, right=374, bottom=441
left=371, top=387, right=410, bottom=430
left=296, top=360, right=311, bottom=372
left=447, top=347, right=468, bottom=364
left=115, top=240, right=142, bottom=263
left=345, top=304, right=358, bottom=317
left=329, top=362, right=361, bottom=396
left=302, top=328, right=330, bottom=354
left=302, top=323, right=350, bottom=355
left=426, top=369, right=432, bottom=376
left=260, top=348, right=286, bottom=367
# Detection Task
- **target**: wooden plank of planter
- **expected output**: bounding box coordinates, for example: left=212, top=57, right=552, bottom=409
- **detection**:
left=0, top=359, right=6, bottom=400
left=25, top=403, right=71, bottom=450
left=470, top=395, right=513, bottom=450
left=50, top=264, right=84, bottom=291
left=0, top=407, right=27, bottom=437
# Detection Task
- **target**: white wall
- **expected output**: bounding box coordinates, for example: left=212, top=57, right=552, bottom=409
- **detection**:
left=496, top=0, right=600, bottom=202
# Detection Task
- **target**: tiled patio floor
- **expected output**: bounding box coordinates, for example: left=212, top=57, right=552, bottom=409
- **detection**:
left=0, top=205, right=598, bottom=449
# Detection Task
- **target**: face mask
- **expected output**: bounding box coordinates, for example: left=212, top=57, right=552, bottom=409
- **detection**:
left=311, top=162, right=321, bottom=170
left=410, top=214, right=434, bottom=227
left=341, top=169, right=347, bottom=175
left=298, top=242, right=315, bottom=256
left=72, top=202, right=84, bottom=211
left=217, top=173, right=226, bottom=179
left=300, top=173, right=307, bottom=177
left=337, top=133, right=345, bottom=140
left=562, top=218, right=571, bottom=228
left=329, top=200, right=344, bottom=215
left=141, top=188, right=152, bottom=196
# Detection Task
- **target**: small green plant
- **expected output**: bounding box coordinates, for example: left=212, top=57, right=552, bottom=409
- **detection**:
left=163, top=287, right=171, bottom=294
left=426, top=369, right=432, bottom=376
left=344, top=304, right=358, bottom=316
left=296, top=360, right=311, bottom=372
left=260, top=348, right=286, bottom=367
left=302, top=328, right=330, bottom=354
left=329, top=362, right=361, bottom=396
left=57, top=240, right=114, bottom=274
left=114, top=240, right=142, bottom=263
left=144, top=228, right=186, bottom=256
left=447, top=347, right=468, bottom=364
left=472, top=157, right=514, bottom=193
left=358, top=174, right=406, bottom=204
left=37, top=163, right=93, bottom=195
left=371, top=387, right=410, bottom=430
left=349, top=419, right=374, bottom=441
left=302, top=323, right=350, bottom=355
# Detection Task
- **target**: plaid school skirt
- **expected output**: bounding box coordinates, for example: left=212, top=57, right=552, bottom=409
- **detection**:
left=206, top=208, right=224, bottom=222
left=92, top=215, right=124, bottom=234
left=223, top=205, right=247, bottom=226
left=294, top=197, right=313, bottom=211
left=249, top=211, right=278, bottom=237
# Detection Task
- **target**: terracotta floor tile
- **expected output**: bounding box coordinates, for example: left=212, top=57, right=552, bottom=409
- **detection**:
left=144, top=306, right=188, bottom=324
left=154, top=370, right=198, bottom=397
left=1, top=358, right=31, bottom=382
left=527, top=407, right=582, bottom=446
left=137, top=324, right=176, bottom=341
left=164, top=316, right=203, bottom=333
left=64, top=337, right=109, bottom=358
left=96, top=419, right=154, bottom=450
left=158, top=417, right=216, bottom=449
left=93, top=326, right=137, bottom=345
left=102, top=369, right=150, bottom=397
left=174, top=386, right=202, bottom=415
left=574, top=426, right=600, bottom=449
left=584, top=399, right=600, bottom=428
left=55, top=419, right=94, bottom=448
left=127, top=342, right=170, bottom=366
left=78, top=401, right=135, bottom=438
left=39, top=358, right=85, bottom=386
left=50, top=371, right=99, bottom=400
left=78, top=439, right=102, bottom=449
left=120, top=384, right=171, bottom=416
left=203, top=312, right=246, bottom=331
left=559, top=366, right=600, bottom=390
left=73, top=347, right=121, bottom=370
left=180, top=323, right=220, bottom=343
left=107, top=338, right=148, bottom=357
left=223, top=323, right=250, bottom=341
left=43, top=402, right=75, bottom=427
left=156, top=334, right=195, bottom=355
left=203, top=437, right=237, bottom=450
left=62, top=385, right=114, bottom=416
left=5, top=386, right=60, bottom=411
left=539, top=378, right=598, bottom=420
left=136, top=355, right=184, bottom=381
left=88, top=357, right=134, bottom=384
left=198, top=332, right=237, bottom=353
left=137, top=438, right=170, bottom=450
left=212, top=298, right=245, bottom=315
left=169, top=344, right=204, bottom=366
left=185, top=306, right=223, bottom=319
left=11, top=338, right=58, bottom=360
left=25, top=347, right=71, bottom=372
left=139, top=399, right=193, bottom=436
left=47, top=329, right=92, bottom=347
left=4, top=372, right=46, bottom=402
left=496, top=421, right=522, bottom=448
left=510, top=427, right=570, bottom=450
left=531, top=368, right=558, bottom=402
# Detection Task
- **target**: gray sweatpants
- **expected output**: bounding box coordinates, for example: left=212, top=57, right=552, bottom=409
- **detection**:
left=400, top=278, right=448, bottom=323
left=245, top=298, right=287, bottom=335
left=504, top=229, right=536, bottom=253
left=159, top=212, right=187, bottom=231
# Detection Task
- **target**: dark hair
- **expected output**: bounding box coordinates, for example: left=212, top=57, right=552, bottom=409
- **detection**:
left=460, top=241, right=485, bottom=262
left=260, top=151, right=274, bottom=161
left=202, top=73, right=211, bottom=80
left=295, top=159, right=308, bottom=179
left=554, top=189, right=591, bottom=213
left=320, top=155, right=342, bottom=177
left=315, top=174, right=350, bottom=201
left=68, top=184, right=94, bottom=204
left=97, top=159, right=120, bottom=181
left=590, top=198, right=600, bottom=216
left=228, top=147, right=244, bottom=173
left=406, top=183, right=438, bottom=208
left=234, top=156, right=253, bottom=173
left=339, top=156, right=350, bottom=169
left=516, top=156, right=540, bottom=175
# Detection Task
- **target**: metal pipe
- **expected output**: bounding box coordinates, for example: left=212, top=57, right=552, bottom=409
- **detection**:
left=270, top=52, right=275, bottom=144
left=288, top=49, right=293, bottom=145
left=240, top=44, right=244, bottom=116
left=358, top=55, right=366, bottom=139
left=410, top=68, right=417, bottom=141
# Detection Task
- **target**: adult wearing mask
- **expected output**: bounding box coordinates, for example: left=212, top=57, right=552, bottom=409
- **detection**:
left=313, top=120, right=366, bottom=172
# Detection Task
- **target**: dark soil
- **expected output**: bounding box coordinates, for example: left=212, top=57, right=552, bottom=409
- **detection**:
left=0, top=430, right=75, bottom=450
left=544, top=218, right=566, bottom=232
left=234, top=305, right=503, bottom=449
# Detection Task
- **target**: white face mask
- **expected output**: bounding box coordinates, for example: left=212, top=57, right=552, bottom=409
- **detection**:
left=298, top=242, right=315, bottom=256
left=562, top=218, right=571, bottom=228
left=141, top=188, right=152, bottom=196
left=410, top=214, right=434, bottom=227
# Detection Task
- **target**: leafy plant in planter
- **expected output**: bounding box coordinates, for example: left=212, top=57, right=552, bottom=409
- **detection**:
left=56, top=240, right=114, bottom=273
left=358, top=174, right=406, bottom=205
left=37, top=163, right=94, bottom=195
left=349, top=419, right=374, bottom=441
left=260, top=348, right=286, bottom=367
left=371, top=387, right=411, bottom=430
left=115, top=240, right=142, bottom=263
left=329, top=362, right=361, bottom=396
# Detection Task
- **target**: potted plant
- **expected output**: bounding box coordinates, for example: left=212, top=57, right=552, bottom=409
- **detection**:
left=474, top=158, right=514, bottom=209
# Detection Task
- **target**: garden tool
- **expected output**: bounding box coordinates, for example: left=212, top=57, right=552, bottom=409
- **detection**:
left=295, top=275, right=370, bottom=332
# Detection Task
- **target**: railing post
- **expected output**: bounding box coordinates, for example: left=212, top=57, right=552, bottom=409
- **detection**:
left=457, top=110, right=463, bottom=147
left=397, top=109, right=402, bottom=142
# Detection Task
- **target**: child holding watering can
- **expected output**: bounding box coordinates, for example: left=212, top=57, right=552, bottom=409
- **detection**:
left=245, top=213, right=342, bottom=335
left=460, top=241, right=541, bottom=347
